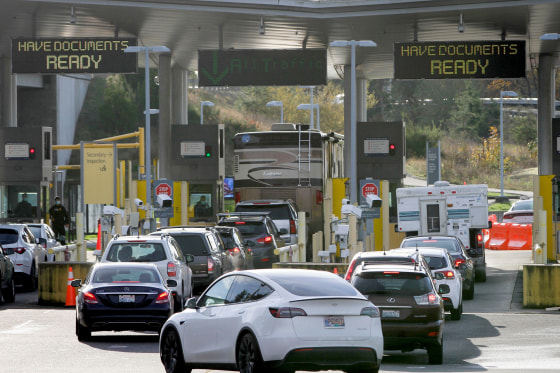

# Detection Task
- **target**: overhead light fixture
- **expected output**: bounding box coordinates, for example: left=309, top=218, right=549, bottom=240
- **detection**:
left=69, top=6, right=76, bottom=24
left=458, top=12, right=464, bottom=33
left=259, top=17, right=265, bottom=35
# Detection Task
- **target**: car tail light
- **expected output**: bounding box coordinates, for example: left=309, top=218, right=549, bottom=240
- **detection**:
left=207, top=257, right=215, bottom=273
left=454, top=258, right=465, bottom=268
left=344, top=260, right=357, bottom=281
left=257, top=235, right=273, bottom=244
left=14, top=247, right=26, bottom=254
left=360, top=306, right=380, bottom=318
left=269, top=307, right=307, bottom=318
left=228, top=247, right=240, bottom=255
left=436, top=270, right=455, bottom=279
left=290, top=220, right=297, bottom=234
left=155, top=292, right=170, bottom=304
left=83, top=292, right=99, bottom=304
left=235, top=221, right=246, bottom=225
left=167, top=262, right=177, bottom=277
left=414, top=292, right=439, bottom=305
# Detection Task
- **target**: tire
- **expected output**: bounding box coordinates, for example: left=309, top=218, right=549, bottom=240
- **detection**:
left=427, top=341, right=443, bottom=365
left=24, top=263, right=36, bottom=292
left=464, top=280, right=475, bottom=300
left=450, top=302, right=462, bottom=320
left=238, top=333, right=265, bottom=373
left=76, top=318, right=91, bottom=341
left=160, top=328, right=189, bottom=373
left=477, top=268, right=487, bottom=282
left=2, top=276, right=16, bottom=303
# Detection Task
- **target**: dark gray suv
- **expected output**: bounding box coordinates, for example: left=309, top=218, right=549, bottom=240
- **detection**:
left=152, top=226, right=232, bottom=292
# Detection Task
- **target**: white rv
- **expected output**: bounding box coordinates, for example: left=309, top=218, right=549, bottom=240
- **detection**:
left=396, top=181, right=490, bottom=280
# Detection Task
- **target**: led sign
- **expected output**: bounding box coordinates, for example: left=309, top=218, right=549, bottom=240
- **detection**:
left=12, top=38, right=137, bottom=74
left=394, top=41, right=525, bottom=79
left=198, top=49, right=327, bottom=86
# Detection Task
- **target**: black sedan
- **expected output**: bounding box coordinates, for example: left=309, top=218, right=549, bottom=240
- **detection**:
left=73, top=262, right=175, bottom=341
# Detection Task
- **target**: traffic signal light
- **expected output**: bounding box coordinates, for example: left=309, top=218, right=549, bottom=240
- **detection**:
left=29, top=147, right=36, bottom=159
left=205, top=145, right=212, bottom=157
left=389, top=143, right=396, bottom=156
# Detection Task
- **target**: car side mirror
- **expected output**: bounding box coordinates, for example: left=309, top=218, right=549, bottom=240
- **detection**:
left=245, top=240, right=255, bottom=247
left=184, top=254, right=194, bottom=263
left=279, top=228, right=288, bottom=235
left=487, top=220, right=493, bottom=229
left=37, top=237, right=47, bottom=246
left=434, top=272, right=445, bottom=280
left=4, top=247, right=14, bottom=255
left=186, top=297, right=198, bottom=309
left=71, top=279, right=82, bottom=288
left=167, top=279, right=178, bottom=288
left=438, top=284, right=451, bottom=295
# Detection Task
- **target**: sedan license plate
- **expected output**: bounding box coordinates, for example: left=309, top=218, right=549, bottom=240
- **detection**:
left=382, top=310, right=400, bottom=318
left=324, top=316, right=345, bottom=328
left=119, top=294, right=135, bottom=303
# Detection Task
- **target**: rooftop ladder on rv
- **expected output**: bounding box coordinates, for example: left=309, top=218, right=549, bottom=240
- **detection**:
left=298, top=126, right=311, bottom=186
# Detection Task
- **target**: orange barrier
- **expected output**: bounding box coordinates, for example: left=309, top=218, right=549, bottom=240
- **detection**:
left=65, top=266, right=76, bottom=307
left=507, top=224, right=532, bottom=250
left=96, top=221, right=101, bottom=251
left=486, top=222, right=532, bottom=250
left=486, top=222, right=509, bottom=250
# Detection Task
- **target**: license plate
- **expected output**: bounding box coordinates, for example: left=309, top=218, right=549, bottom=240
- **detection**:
left=324, top=316, right=345, bottom=328
left=382, top=310, right=400, bottom=318
left=119, top=294, right=135, bottom=303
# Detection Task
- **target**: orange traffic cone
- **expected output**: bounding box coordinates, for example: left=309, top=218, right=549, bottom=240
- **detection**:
left=333, top=267, right=338, bottom=274
left=65, top=266, right=76, bottom=307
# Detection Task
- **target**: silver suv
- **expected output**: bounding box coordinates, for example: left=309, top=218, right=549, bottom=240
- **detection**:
left=234, top=199, right=299, bottom=244
left=0, top=223, right=47, bottom=291
left=100, top=234, right=194, bottom=312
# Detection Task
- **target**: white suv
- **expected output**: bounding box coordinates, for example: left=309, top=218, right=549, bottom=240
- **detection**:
left=391, top=247, right=463, bottom=320
left=0, top=223, right=48, bottom=291
left=100, top=234, right=194, bottom=312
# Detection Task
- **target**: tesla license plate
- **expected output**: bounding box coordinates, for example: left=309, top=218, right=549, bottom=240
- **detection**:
left=119, top=294, right=135, bottom=303
left=324, top=316, right=345, bottom=328
left=382, top=310, right=400, bottom=318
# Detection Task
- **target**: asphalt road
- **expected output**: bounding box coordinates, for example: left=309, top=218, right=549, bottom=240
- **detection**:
left=1, top=249, right=559, bottom=373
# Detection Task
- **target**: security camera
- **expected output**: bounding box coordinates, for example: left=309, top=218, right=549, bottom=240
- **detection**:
left=342, top=198, right=350, bottom=205
left=365, top=194, right=382, bottom=208
left=103, top=205, right=124, bottom=217
left=134, top=198, right=144, bottom=207
left=156, top=194, right=172, bottom=208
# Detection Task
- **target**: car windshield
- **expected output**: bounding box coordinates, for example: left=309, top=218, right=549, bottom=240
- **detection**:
left=220, top=221, right=267, bottom=236
left=353, top=272, right=432, bottom=296
left=424, top=255, right=447, bottom=270
left=105, top=243, right=167, bottom=262
left=92, top=267, right=160, bottom=283
left=402, top=239, right=460, bottom=254
left=28, top=226, right=42, bottom=238
left=235, top=204, right=290, bottom=220
left=267, top=272, right=361, bottom=297
left=172, top=235, right=209, bottom=256
left=0, top=229, right=19, bottom=245
left=511, top=200, right=533, bottom=211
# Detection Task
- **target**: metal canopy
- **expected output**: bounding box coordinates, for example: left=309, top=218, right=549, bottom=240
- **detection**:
left=4, top=0, right=560, bottom=79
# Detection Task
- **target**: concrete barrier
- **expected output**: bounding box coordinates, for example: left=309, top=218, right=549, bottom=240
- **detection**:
left=38, top=262, right=94, bottom=306
left=524, top=264, right=560, bottom=308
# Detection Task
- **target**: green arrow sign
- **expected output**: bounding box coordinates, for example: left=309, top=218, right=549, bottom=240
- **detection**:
left=198, top=49, right=326, bottom=86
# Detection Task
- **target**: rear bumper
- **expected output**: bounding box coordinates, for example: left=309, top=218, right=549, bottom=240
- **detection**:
left=79, top=309, right=172, bottom=332
left=382, top=320, right=443, bottom=350
left=265, top=346, right=381, bottom=372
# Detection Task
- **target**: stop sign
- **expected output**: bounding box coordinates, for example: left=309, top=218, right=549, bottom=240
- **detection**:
left=155, top=182, right=172, bottom=196
left=362, top=183, right=378, bottom=199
